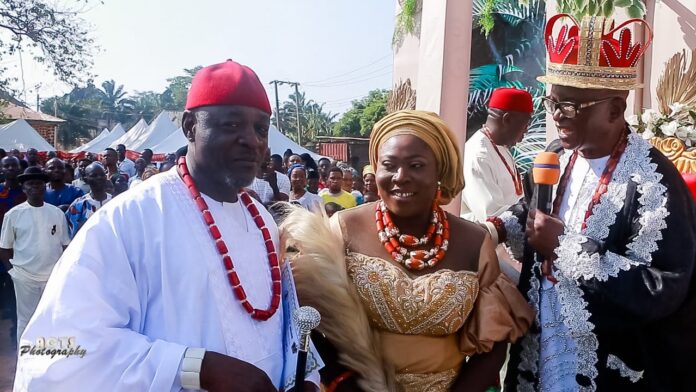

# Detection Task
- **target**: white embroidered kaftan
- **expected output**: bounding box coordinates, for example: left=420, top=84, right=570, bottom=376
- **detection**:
left=14, top=169, right=319, bottom=391
left=461, top=130, right=523, bottom=222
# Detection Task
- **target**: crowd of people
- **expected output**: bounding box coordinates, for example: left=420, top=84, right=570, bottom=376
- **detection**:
left=246, top=148, right=380, bottom=217
left=0, top=144, right=182, bottom=347
left=0, top=12, right=695, bottom=392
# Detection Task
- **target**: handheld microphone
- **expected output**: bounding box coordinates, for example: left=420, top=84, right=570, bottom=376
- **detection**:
left=293, top=306, right=321, bottom=391
left=532, top=152, right=561, bottom=281
left=532, top=152, right=561, bottom=214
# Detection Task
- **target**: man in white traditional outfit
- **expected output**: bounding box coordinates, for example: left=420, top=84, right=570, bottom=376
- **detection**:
left=492, top=14, right=696, bottom=391
left=0, top=167, right=70, bottom=345
left=15, top=60, right=320, bottom=392
left=115, top=144, right=136, bottom=180
left=461, top=88, right=533, bottom=222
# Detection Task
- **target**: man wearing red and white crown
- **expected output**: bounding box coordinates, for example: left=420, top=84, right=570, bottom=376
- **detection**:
left=485, top=14, right=696, bottom=391
left=14, top=60, right=320, bottom=391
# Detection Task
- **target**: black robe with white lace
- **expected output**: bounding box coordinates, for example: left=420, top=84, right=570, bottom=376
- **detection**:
left=502, top=133, right=696, bottom=391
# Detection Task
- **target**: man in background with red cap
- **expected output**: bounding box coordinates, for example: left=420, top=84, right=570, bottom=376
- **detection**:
left=461, top=87, right=533, bottom=222
left=15, top=60, right=320, bottom=391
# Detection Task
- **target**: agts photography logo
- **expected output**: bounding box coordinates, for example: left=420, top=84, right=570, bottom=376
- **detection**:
left=19, top=336, right=87, bottom=359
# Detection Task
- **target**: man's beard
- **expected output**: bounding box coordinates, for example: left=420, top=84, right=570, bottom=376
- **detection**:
left=221, top=172, right=255, bottom=190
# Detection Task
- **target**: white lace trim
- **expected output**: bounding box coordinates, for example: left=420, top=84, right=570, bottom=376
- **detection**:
left=554, top=275, right=598, bottom=390
left=607, top=354, right=644, bottom=382
left=555, top=133, right=669, bottom=281
left=516, top=262, right=541, bottom=389
left=530, top=134, right=668, bottom=390
left=500, top=210, right=524, bottom=259
left=555, top=234, right=642, bottom=281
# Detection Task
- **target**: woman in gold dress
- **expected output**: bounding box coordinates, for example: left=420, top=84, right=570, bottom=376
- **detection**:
left=282, top=110, right=533, bottom=391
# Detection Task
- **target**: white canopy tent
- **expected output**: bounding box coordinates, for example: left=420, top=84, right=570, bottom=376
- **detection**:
left=71, top=128, right=109, bottom=153
left=120, top=121, right=323, bottom=158
left=269, top=125, right=324, bottom=161
left=128, top=112, right=178, bottom=152
left=150, top=127, right=186, bottom=154
left=0, top=119, right=55, bottom=151
left=86, top=123, right=126, bottom=153
left=110, top=119, right=149, bottom=149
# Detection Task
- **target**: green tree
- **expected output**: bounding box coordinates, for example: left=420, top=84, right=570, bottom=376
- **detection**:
left=131, top=91, right=166, bottom=122
left=97, top=80, right=135, bottom=129
left=333, top=89, right=389, bottom=137
left=0, top=0, right=97, bottom=93
left=276, top=91, right=336, bottom=144
left=41, top=84, right=103, bottom=148
left=162, top=66, right=202, bottom=110
left=305, top=102, right=337, bottom=140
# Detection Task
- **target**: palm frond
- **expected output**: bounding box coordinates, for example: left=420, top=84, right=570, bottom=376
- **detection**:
left=387, top=79, right=417, bottom=113
left=656, top=48, right=696, bottom=120
left=468, top=64, right=526, bottom=113
left=512, top=113, right=547, bottom=172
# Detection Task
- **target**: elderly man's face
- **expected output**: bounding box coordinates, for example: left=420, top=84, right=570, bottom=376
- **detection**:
left=45, top=158, right=66, bottom=182
left=549, top=84, right=626, bottom=155
left=184, top=105, right=270, bottom=189
left=84, top=163, right=107, bottom=192
left=1, top=157, right=20, bottom=180
left=22, top=179, right=46, bottom=201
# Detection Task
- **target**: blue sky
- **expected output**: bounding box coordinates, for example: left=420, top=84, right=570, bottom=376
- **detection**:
left=10, top=0, right=395, bottom=116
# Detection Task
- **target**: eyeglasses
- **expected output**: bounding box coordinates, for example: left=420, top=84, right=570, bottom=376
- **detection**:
left=541, top=97, right=614, bottom=119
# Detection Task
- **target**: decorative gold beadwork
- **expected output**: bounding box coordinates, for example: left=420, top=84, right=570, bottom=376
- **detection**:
left=346, top=253, right=479, bottom=336
left=539, top=63, right=641, bottom=90
left=394, top=368, right=458, bottom=392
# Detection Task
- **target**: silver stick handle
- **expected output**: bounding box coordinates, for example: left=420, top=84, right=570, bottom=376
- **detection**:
left=293, top=306, right=321, bottom=352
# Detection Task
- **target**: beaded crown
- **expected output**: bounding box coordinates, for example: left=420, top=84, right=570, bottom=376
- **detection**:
left=538, top=14, right=653, bottom=90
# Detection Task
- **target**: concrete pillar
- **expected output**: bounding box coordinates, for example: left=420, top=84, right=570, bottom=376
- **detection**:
left=412, top=0, right=473, bottom=215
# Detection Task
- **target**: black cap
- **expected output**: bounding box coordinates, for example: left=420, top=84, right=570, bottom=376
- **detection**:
left=17, top=167, right=49, bottom=184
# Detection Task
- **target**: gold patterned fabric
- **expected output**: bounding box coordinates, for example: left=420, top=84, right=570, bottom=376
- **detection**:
left=395, top=368, right=458, bottom=392
left=347, top=253, right=479, bottom=335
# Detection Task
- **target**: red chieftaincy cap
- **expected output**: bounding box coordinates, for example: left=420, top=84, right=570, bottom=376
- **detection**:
left=185, top=59, right=272, bottom=115
left=489, top=88, right=534, bottom=113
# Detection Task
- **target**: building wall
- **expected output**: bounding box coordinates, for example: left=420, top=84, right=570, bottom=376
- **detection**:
left=28, top=121, right=57, bottom=147
left=349, top=142, right=370, bottom=172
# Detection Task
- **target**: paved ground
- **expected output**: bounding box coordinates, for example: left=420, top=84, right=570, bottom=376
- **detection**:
left=0, top=319, right=16, bottom=392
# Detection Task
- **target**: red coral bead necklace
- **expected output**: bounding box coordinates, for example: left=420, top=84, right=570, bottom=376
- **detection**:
left=375, top=197, right=450, bottom=270
left=177, top=156, right=281, bottom=321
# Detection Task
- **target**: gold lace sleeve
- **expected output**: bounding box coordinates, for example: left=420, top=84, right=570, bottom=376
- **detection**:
left=459, top=235, right=534, bottom=356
